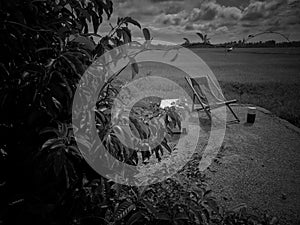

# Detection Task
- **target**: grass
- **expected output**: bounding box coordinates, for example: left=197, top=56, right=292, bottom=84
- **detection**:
left=220, top=81, right=300, bottom=127
left=191, top=48, right=300, bottom=128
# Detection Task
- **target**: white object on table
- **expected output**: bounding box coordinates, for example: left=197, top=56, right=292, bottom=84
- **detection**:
left=159, top=99, right=179, bottom=109
left=159, top=98, right=190, bottom=134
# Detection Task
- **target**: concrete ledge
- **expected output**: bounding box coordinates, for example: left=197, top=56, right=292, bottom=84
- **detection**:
left=232, top=104, right=300, bottom=135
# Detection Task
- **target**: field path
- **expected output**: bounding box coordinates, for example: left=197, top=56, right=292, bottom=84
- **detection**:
left=204, top=105, right=300, bottom=224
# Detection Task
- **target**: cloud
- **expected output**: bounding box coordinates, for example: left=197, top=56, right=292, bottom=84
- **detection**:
left=241, top=1, right=266, bottom=21
left=112, top=0, right=300, bottom=43
left=154, top=11, right=188, bottom=26
left=162, top=2, right=184, bottom=14
left=190, top=2, right=220, bottom=21
left=183, top=22, right=212, bottom=32
left=114, top=0, right=163, bottom=22
left=220, top=6, right=242, bottom=20
left=240, top=0, right=300, bottom=31
left=215, top=26, right=229, bottom=33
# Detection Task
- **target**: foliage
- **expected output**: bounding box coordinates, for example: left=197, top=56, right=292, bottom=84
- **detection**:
left=0, top=0, right=150, bottom=224
left=196, top=32, right=211, bottom=45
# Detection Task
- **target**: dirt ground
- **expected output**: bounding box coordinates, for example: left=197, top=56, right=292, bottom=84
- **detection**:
left=135, top=104, right=300, bottom=224
left=202, top=105, right=300, bottom=225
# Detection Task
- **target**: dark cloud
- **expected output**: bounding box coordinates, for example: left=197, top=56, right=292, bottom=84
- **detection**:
left=216, top=0, right=250, bottom=8
left=162, top=2, right=184, bottom=14
left=200, top=3, right=219, bottom=20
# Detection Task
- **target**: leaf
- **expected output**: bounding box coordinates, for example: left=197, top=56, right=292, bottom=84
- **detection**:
left=174, top=212, right=189, bottom=221
left=63, top=52, right=85, bottom=75
left=205, top=198, right=219, bottom=215
left=91, top=11, right=100, bottom=34
left=190, top=209, right=201, bottom=225
left=183, top=38, right=190, bottom=44
left=116, top=28, right=123, bottom=39
left=124, top=17, right=141, bottom=29
left=142, top=28, right=151, bottom=40
left=42, top=138, right=63, bottom=150
left=113, top=125, right=126, bottom=143
left=119, top=126, right=134, bottom=150
left=167, top=110, right=181, bottom=130
left=53, top=150, right=65, bottom=177
left=156, top=212, right=171, bottom=221
left=160, top=138, right=172, bottom=153
left=64, top=164, right=70, bottom=188
left=52, top=97, right=62, bottom=111
left=95, top=110, right=107, bottom=124
left=71, top=47, right=92, bottom=61
left=39, top=127, right=60, bottom=137
left=103, top=0, right=113, bottom=19
left=196, top=32, right=204, bottom=41
left=0, top=63, right=9, bottom=80
left=79, top=16, right=88, bottom=34
left=229, top=203, right=247, bottom=213
left=142, top=201, right=159, bottom=216
left=60, top=55, right=80, bottom=77
left=115, top=201, right=136, bottom=221
left=68, top=145, right=81, bottom=158
left=129, top=120, right=141, bottom=140
left=35, top=47, right=53, bottom=54
left=100, top=37, right=113, bottom=51
left=129, top=116, right=149, bottom=139
left=126, top=211, right=145, bottom=225
left=122, top=27, right=131, bottom=43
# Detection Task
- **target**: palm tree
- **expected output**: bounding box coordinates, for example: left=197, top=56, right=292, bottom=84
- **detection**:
left=183, top=37, right=190, bottom=45
left=196, top=32, right=211, bottom=45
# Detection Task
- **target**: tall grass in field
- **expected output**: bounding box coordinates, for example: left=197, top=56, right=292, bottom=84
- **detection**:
left=220, top=81, right=300, bottom=127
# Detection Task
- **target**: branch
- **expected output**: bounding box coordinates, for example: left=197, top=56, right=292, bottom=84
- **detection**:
left=80, top=33, right=102, bottom=38
left=246, top=30, right=290, bottom=43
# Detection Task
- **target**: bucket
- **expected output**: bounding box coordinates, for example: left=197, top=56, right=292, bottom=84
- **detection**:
left=247, top=107, right=256, bottom=123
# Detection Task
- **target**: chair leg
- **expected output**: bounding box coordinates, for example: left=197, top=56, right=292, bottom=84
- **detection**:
left=227, top=104, right=240, bottom=123
left=192, top=94, right=195, bottom=111
left=204, top=108, right=212, bottom=120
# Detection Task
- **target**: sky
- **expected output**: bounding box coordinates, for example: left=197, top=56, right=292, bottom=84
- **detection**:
left=100, top=0, right=300, bottom=44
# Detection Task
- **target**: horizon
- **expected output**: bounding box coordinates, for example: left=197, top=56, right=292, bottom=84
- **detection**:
left=131, top=36, right=300, bottom=46
left=97, top=0, right=300, bottom=45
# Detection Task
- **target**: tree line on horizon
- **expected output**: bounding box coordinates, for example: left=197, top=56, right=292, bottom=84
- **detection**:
left=182, top=31, right=300, bottom=48
left=182, top=39, right=300, bottom=48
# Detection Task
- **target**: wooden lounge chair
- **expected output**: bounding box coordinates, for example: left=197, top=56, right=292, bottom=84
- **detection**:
left=185, top=76, right=240, bottom=123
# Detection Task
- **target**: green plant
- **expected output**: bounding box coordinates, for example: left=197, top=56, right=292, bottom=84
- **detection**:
left=0, top=0, right=153, bottom=224
left=196, top=32, right=211, bottom=45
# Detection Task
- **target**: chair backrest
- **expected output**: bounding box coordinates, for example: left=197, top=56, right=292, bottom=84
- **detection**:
left=188, top=76, right=225, bottom=104
left=188, top=78, right=206, bottom=103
